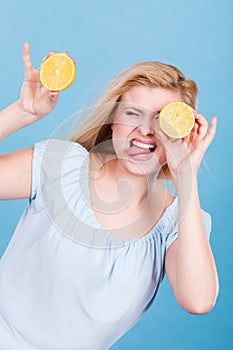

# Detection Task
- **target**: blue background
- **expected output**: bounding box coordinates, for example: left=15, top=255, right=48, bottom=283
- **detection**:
left=0, top=0, right=232, bottom=349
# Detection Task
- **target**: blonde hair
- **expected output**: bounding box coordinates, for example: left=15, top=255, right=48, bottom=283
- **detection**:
left=70, top=61, right=198, bottom=178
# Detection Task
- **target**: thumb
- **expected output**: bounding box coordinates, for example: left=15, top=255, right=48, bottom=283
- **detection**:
left=42, top=91, right=60, bottom=114
left=50, top=91, right=60, bottom=101
left=49, top=91, right=60, bottom=107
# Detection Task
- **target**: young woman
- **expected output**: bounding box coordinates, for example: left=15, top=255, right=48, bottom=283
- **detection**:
left=0, top=43, right=219, bottom=349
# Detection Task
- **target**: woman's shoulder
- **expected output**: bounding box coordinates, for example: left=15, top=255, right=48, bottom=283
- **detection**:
left=33, top=139, right=89, bottom=162
left=30, top=139, right=90, bottom=211
left=34, top=138, right=87, bottom=153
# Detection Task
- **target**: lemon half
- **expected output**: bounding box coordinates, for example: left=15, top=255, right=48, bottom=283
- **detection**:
left=158, top=101, right=195, bottom=138
left=40, top=53, right=76, bottom=91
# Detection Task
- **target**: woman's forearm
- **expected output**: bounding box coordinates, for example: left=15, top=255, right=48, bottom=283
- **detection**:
left=0, top=101, right=32, bottom=141
left=175, top=175, right=219, bottom=313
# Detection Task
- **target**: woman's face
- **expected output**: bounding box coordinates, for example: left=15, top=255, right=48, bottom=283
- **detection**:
left=111, top=85, right=183, bottom=176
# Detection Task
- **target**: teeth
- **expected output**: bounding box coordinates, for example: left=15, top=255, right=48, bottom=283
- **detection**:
left=131, top=140, right=155, bottom=149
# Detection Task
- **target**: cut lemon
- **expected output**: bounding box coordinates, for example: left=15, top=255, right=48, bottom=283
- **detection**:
left=158, top=102, right=195, bottom=138
left=40, top=53, right=76, bottom=91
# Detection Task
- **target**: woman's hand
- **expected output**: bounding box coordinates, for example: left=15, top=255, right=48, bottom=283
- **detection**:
left=0, top=44, right=76, bottom=141
left=156, top=111, right=217, bottom=184
left=18, top=43, right=61, bottom=125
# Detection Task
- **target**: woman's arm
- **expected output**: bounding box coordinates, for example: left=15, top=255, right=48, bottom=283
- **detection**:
left=0, top=42, right=60, bottom=141
left=165, top=176, right=219, bottom=314
left=156, top=113, right=219, bottom=314
left=0, top=148, right=33, bottom=199
left=0, top=43, right=60, bottom=199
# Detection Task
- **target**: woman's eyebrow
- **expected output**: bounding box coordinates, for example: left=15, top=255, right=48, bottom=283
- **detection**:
left=123, top=105, right=144, bottom=113
left=122, top=104, right=161, bottom=116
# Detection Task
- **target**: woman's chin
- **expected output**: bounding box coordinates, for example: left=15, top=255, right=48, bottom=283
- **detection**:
left=119, top=157, right=162, bottom=177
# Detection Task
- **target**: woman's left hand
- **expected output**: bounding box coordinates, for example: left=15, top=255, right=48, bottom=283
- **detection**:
left=155, top=111, right=217, bottom=183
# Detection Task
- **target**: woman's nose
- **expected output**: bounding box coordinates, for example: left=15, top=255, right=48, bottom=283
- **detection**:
left=138, top=117, right=155, bottom=135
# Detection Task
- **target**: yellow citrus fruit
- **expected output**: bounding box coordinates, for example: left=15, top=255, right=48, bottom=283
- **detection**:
left=40, top=53, right=76, bottom=91
left=158, top=102, right=195, bottom=138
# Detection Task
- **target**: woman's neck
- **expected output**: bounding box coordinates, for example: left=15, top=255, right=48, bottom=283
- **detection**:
left=89, top=153, right=173, bottom=239
left=90, top=153, right=164, bottom=215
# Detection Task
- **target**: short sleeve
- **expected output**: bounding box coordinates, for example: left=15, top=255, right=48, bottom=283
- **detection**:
left=30, top=139, right=49, bottom=201
left=29, top=138, right=88, bottom=213
left=165, top=208, right=212, bottom=252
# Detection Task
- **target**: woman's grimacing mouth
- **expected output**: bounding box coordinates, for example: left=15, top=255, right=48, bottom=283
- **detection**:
left=129, top=138, right=157, bottom=152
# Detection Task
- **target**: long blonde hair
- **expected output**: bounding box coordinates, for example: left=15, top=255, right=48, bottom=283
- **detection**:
left=70, top=61, right=198, bottom=178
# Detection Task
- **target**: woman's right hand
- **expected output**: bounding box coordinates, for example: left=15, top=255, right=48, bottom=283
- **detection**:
left=18, top=42, right=60, bottom=125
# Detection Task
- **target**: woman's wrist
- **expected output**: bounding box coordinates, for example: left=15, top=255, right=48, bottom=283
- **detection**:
left=16, top=100, right=40, bottom=126
left=175, top=173, right=199, bottom=227
left=173, top=172, right=199, bottom=218
left=173, top=169, right=198, bottom=191
left=0, top=100, right=34, bottom=141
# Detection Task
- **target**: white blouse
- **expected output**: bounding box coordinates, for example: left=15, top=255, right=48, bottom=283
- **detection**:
left=0, top=139, right=211, bottom=350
